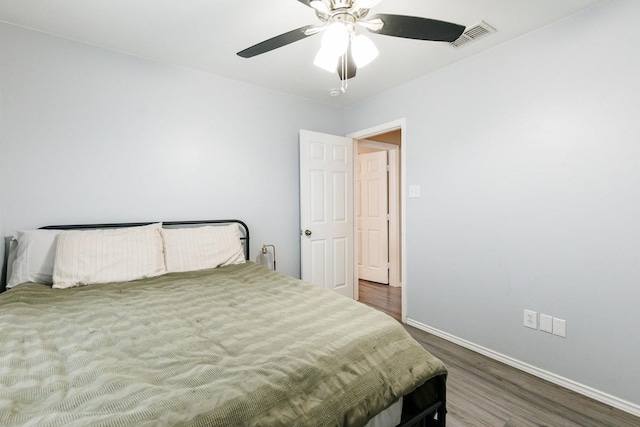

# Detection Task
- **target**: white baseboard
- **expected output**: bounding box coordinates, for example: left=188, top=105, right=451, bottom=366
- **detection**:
left=406, top=318, right=640, bottom=418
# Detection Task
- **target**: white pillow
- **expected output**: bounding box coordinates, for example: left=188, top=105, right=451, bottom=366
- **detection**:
left=52, top=225, right=166, bottom=289
left=160, top=224, right=246, bottom=273
left=7, top=229, right=62, bottom=289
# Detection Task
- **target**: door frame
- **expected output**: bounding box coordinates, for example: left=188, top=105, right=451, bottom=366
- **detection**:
left=348, top=118, right=407, bottom=322
left=358, top=141, right=400, bottom=287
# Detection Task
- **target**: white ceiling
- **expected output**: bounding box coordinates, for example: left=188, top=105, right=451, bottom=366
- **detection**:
left=0, top=0, right=604, bottom=107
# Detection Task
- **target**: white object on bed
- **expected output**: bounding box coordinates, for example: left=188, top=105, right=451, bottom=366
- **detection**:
left=5, top=237, right=18, bottom=287
left=365, top=398, right=403, bottom=427
left=52, top=224, right=165, bottom=289
left=6, top=229, right=62, bottom=289
left=160, top=224, right=246, bottom=273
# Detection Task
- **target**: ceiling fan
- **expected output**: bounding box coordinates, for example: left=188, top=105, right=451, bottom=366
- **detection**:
left=237, top=0, right=465, bottom=83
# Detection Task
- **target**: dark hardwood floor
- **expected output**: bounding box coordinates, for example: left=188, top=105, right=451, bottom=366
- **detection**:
left=358, top=279, right=401, bottom=321
left=358, top=281, right=640, bottom=427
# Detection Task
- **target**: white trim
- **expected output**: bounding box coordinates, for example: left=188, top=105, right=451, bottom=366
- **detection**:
left=348, top=118, right=407, bottom=322
left=406, top=318, right=640, bottom=418
left=387, top=148, right=400, bottom=288
left=359, top=141, right=397, bottom=150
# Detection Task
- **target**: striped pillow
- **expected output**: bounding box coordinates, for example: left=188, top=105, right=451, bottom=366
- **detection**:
left=52, top=224, right=166, bottom=289
left=160, top=224, right=245, bottom=273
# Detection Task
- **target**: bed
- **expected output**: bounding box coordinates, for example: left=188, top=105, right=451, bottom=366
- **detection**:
left=0, top=220, right=447, bottom=427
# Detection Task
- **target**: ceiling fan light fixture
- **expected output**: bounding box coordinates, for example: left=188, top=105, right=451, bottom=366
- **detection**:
left=238, top=0, right=466, bottom=87
left=351, top=33, right=378, bottom=68
left=314, top=46, right=340, bottom=72
left=321, top=22, right=350, bottom=56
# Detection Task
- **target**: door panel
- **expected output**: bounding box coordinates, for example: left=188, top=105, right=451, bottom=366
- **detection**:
left=300, top=130, right=354, bottom=298
left=310, top=240, right=326, bottom=286
left=357, top=150, right=389, bottom=284
left=333, top=237, right=347, bottom=290
left=333, top=171, right=347, bottom=222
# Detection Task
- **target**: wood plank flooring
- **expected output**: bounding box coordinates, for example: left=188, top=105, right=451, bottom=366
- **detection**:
left=358, top=279, right=401, bottom=321
left=358, top=281, right=640, bottom=427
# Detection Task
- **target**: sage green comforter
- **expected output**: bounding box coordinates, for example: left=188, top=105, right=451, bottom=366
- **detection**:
left=0, top=262, right=446, bottom=426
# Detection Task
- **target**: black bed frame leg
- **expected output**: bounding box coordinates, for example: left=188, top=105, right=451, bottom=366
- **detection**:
left=437, top=375, right=447, bottom=427
left=437, top=405, right=446, bottom=427
left=397, top=374, right=447, bottom=427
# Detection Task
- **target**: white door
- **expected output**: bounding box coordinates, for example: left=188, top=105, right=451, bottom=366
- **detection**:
left=357, top=151, right=389, bottom=284
left=300, top=130, right=354, bottom=298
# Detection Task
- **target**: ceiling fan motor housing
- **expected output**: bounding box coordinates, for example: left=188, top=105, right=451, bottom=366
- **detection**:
left=331, top=11, right=357, bottom=28
left=314, top=0, right=369, bottom=22
left=332, top=0, right=352, bottom=9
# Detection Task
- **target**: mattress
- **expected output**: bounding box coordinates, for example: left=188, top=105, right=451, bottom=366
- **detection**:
left=0, top=262, right=446, bottom=426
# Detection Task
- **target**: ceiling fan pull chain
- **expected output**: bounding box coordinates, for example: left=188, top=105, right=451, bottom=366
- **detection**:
left=340, top=51, right=348, bottom=93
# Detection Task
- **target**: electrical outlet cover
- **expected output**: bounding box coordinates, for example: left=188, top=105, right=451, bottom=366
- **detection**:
left=408, top=185, right=421, bottom=198
left=524, top=309, right=537, bottom=329
left=540, top=314, right=553, bottom=333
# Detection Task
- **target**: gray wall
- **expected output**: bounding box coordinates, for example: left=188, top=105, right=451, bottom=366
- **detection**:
left=0, top=23, right=345, bottom=279
left=345, top=0, right=640, bottom=406
left=0, top=53, right=5, bottom=276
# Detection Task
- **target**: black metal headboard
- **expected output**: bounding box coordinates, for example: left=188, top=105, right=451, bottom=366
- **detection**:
left=39, top=219, right=251, bottom=261
left=1, top=220, right=250, bottom=292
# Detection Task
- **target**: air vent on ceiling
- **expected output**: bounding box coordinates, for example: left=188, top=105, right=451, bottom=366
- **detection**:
left=450, top=21, right=496, bottom=49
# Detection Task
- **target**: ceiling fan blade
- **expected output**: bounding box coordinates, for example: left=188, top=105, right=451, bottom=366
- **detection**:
left=368, top=14, right=465, bottom=42
left=304, top=25, right=325, bottom=36
left=309, top=0, right=331, bottom=15
left=237, top=25, right=317, bottom=58
left=336, top=49, right=357, bottom=81
left=297, top=0, right=315, bottom=8
left=359, top=18, right=384, bottom=32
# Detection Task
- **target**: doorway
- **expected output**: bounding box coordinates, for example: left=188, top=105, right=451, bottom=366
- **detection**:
left=357, top=147, right=390, bottom=285
left=299, top=120, right=406, bottom=321
left=351, top=122, right=404, bottom=321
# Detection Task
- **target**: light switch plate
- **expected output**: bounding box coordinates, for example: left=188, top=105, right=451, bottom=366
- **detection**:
left=408, top=185, right=421, bottom=198
left=540, top=314, right=553, bottom=333
left=553, top=318, right=567, bottom=338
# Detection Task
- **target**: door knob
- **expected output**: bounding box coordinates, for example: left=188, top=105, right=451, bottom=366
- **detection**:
left=304, top=230, right=312, bottom=236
